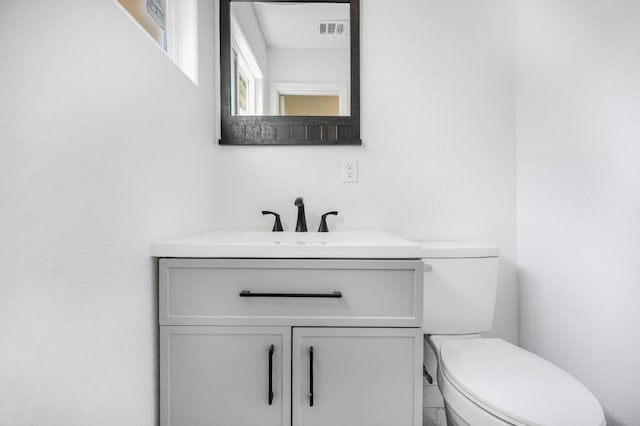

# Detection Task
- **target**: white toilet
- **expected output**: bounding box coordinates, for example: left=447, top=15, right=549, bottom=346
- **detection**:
left=419, top=242, right=606, bottom=426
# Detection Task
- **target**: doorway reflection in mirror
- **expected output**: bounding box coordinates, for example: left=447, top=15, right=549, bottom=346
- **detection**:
left=230, top=2, right=350, bottom=117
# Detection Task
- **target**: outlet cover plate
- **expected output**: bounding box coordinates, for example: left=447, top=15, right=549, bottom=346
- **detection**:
left=342, top=157, right=358, bottom=183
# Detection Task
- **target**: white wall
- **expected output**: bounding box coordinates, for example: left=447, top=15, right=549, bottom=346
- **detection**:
left=0, top=1, right=216, bottom=424
left=517, top=1, right=640, bottom=424
left=214, top=0, right=518, bottom=343
left=232, top=2, right=268, bottom=71
left=231, top=2, right=268, bottom=113
left=268, top=48, right=348, bottom=84
left=267, top=47, right=350, bottom=114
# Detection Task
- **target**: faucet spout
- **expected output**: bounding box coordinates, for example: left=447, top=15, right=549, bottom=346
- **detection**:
left=294, top=197, right=307, bottom=232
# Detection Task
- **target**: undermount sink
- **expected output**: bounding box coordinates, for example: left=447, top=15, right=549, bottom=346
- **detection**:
left=151, top=230, right=421, bottom=259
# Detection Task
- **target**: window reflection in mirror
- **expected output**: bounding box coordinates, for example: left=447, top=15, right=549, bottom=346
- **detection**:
left=230, top=2, right=350, bottom=117
left=115, top=0, right=199, bottom=84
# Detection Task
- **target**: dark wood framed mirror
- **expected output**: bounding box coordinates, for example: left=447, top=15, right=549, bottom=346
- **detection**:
left=219, top=0, right=361, bottom=145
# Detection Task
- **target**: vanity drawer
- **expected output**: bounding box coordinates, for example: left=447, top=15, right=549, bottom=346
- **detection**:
left=159, top=258, right=423, bottom=326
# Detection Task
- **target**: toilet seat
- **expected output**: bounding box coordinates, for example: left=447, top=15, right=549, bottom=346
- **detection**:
left=439, top=338, right=605, bottom=426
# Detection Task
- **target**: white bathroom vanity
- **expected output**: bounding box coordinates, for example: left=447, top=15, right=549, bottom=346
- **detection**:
left=153, top=230, right=425, bottom=426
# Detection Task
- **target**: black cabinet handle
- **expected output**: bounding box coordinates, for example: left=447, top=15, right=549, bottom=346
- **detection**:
left=268, top=345, right=274, bottom=405
left=239, top=290, right=342, bottom=298
left=309, top=346, right=314, bottom=407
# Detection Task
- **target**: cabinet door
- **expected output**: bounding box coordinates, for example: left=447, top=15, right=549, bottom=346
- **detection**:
left=292, top=328, right=422, bottom=426
left=161, top=326, right=291, bottom=426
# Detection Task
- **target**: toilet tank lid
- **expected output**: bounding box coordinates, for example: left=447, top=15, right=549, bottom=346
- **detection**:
left=415, top=241, right=498, bottom=258
left=440, top=338, right=605, bottom=426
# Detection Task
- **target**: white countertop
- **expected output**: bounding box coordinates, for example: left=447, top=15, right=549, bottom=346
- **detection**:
left=152, top=230, right=422, bottom=259
left=416, top=241, right=499, bottom=258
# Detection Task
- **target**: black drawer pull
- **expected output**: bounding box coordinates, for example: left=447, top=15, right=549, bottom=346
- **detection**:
left=268, top=345, right=274, bottom=405
left=239, top=291, right=342, bottom=298
left=309, top=346, right=314, bottom=407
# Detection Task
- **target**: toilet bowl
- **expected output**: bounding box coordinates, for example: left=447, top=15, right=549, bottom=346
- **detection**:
left=419, top=242, right=605, bottom=426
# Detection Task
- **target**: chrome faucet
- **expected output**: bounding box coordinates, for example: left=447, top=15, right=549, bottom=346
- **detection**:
left=294, top=197, right=307, bottom=232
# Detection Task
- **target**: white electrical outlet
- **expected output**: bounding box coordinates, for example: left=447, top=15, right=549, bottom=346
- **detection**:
left=342, top=157, right=358, bottom=183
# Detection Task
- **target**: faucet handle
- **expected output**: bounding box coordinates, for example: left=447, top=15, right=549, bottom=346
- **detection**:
left=318, top=211, right=338, bottom=232
left=262, top=211, right=284, bottom=232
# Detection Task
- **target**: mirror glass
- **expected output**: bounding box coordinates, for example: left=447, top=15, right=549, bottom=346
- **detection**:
left=230, top=2, right=350, bottom=117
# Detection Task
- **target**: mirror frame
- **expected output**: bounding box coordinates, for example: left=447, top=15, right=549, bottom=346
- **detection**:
left=219, top=0, right=361, bottom=145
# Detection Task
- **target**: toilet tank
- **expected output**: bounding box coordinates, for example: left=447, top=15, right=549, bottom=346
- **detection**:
left=418, top=242, right=499, bottom=334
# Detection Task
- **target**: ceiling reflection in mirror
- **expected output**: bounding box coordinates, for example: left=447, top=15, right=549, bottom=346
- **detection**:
left=230, top=2, right=350, bottom=117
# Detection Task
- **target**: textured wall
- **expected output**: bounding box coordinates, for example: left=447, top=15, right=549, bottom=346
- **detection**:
left=517, top=1, right=640, bottom=424
left=0, top=1, right=217, bottom=424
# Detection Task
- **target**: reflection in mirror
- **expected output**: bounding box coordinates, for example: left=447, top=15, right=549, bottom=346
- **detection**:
left=115, top=0, right=199, bottom=84
left=230, top=2, right=350, bottom=117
